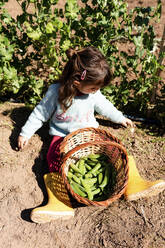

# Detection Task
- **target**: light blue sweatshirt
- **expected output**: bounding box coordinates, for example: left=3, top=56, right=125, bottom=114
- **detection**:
left=20, top=83, right=126, bottom=138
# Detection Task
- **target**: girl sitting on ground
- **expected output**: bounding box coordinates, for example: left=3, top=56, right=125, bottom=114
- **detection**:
left=18, top=46, right=133, bottom=173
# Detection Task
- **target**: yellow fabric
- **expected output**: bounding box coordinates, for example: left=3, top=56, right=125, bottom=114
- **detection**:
left=124, top=155, right=165, bottom=200
left=43, top=173, right=74, bottom=209
left=30, top=173, right=74, bottom=223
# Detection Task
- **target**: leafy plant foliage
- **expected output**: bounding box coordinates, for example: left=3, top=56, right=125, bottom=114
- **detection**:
left=0, top=0, right=164, bottom=114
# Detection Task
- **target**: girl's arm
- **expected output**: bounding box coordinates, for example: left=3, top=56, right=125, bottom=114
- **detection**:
left=93, top=90, right=133, bottom=127
left=18, top=84, right=58, bottom=149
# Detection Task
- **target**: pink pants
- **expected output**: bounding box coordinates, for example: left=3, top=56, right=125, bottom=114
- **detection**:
left=47, top=136, right=64, bottom=173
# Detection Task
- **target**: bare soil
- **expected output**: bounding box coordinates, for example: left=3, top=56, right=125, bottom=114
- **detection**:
left=0, top=1, right=165, bottom=248
left=0, top=101, right=165, bottom=248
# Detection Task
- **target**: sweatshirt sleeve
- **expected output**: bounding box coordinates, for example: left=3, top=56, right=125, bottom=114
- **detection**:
left=93, top=90, right=125, bottom=124
left=20, top=84, right=58, bottom=139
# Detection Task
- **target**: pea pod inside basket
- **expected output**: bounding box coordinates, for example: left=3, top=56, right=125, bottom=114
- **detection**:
left=67, top=154, right=117, bottom=201
left=61, top=141, right=129, bottom=207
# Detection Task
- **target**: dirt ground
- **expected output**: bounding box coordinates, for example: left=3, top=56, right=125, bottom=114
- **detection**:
left=0, top=103, right=165, bottom=248
left=0, top=1, right=165, bottom=248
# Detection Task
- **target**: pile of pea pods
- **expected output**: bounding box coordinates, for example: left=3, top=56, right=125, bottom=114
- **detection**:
left=67, top=153, right=117, bottom=201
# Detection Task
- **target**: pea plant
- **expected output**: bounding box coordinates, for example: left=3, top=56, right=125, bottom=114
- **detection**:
left=0, top=0, right=45, bottom=105
left=0, top=0, right=164, bottom=115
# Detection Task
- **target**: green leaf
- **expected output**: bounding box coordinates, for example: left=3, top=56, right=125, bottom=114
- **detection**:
left=46, top=22, right=54, bottom=33
left=50, top=0, right=59, bottom=4
left=61, top=40, right=71, bottom=51
left=65, top=0, right=79, bottom=19
left=27, top=30, right=42, bottom=40
left=52, top=19, right=63, bottom=29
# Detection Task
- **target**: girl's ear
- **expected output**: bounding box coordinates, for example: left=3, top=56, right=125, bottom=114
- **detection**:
left=73, top=80, right=81, bottom=87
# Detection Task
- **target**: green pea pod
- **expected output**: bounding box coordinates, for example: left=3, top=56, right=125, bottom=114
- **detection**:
left=91, top=188, right=101, bottom=196
left=71, top=183, right=87, bottom=197
left=86, top=160, right=97, bottom=166
left=82, top=178, right=97, bottom=187
left=70, top=163, right=82, bottom=174
left=99, top=167, right=110, bottom=188
left=71, top=181, right=86, bottom=193
left=75, top=160, right=80, bottom=167
left=87, top=190, right=93, bottom=200
left=98, top=172, right=103, bottom=184
left=79, top=159, right=85, bottom=166
left=72, top=174, right=81, bottom=184
left=98, top=167, right=106, bottom=173
left=74, top=172, right=82, bottom=178
left=84, top=163, right=92, bottom=171
left=93, top=167, right=102, bottom=176
left=81, top=178, right=90, bottom=189
left=88, top=158, right=99, bottom=162
left=80, top=179, right=94, bottom=200
left=81, top=156, right=88, bottom=161
left=87, top=163, right=101, bottom=175
left=78, top=159, right=86, bottom=175
left=88, top=154, right=101, bottom=159
left=85, top=173, right=93, bottom=179
left=90, top=185, right=97, bottom=191
left=67, top=171, right=73, bottom=179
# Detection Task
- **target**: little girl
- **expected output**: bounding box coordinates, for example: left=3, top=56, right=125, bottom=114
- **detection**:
left=18, top=46, right=133, bottom=173
left=18, top=47, right=165, bottom=224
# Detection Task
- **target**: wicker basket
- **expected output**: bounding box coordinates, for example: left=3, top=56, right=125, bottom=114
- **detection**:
left=61, top=141, right=128, bottom=206
left=60, top=127, right=124, bottom=156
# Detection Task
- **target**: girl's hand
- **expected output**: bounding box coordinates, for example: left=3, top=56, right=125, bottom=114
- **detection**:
left=121, top=117, right=134, bottom=128
left=18, top=135, right=29, bottom=150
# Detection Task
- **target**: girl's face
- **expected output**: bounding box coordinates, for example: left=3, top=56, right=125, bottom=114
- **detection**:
left=74, top=81, right=103, bottom=94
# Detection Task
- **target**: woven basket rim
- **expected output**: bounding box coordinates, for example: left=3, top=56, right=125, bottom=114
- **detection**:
left=61, top=140, right=129, bottom=206
left=60, top=127, right=124, bottom=155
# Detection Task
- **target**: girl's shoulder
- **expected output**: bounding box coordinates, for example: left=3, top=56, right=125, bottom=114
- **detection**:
left=43, top=83, right=60, bottom=101
left=48, top=82, right=60, bottom=92
left=45, top=83, right=60, bottom=97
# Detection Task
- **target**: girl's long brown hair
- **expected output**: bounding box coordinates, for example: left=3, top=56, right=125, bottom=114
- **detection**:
left=58, top=46, right=112, bottom=112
